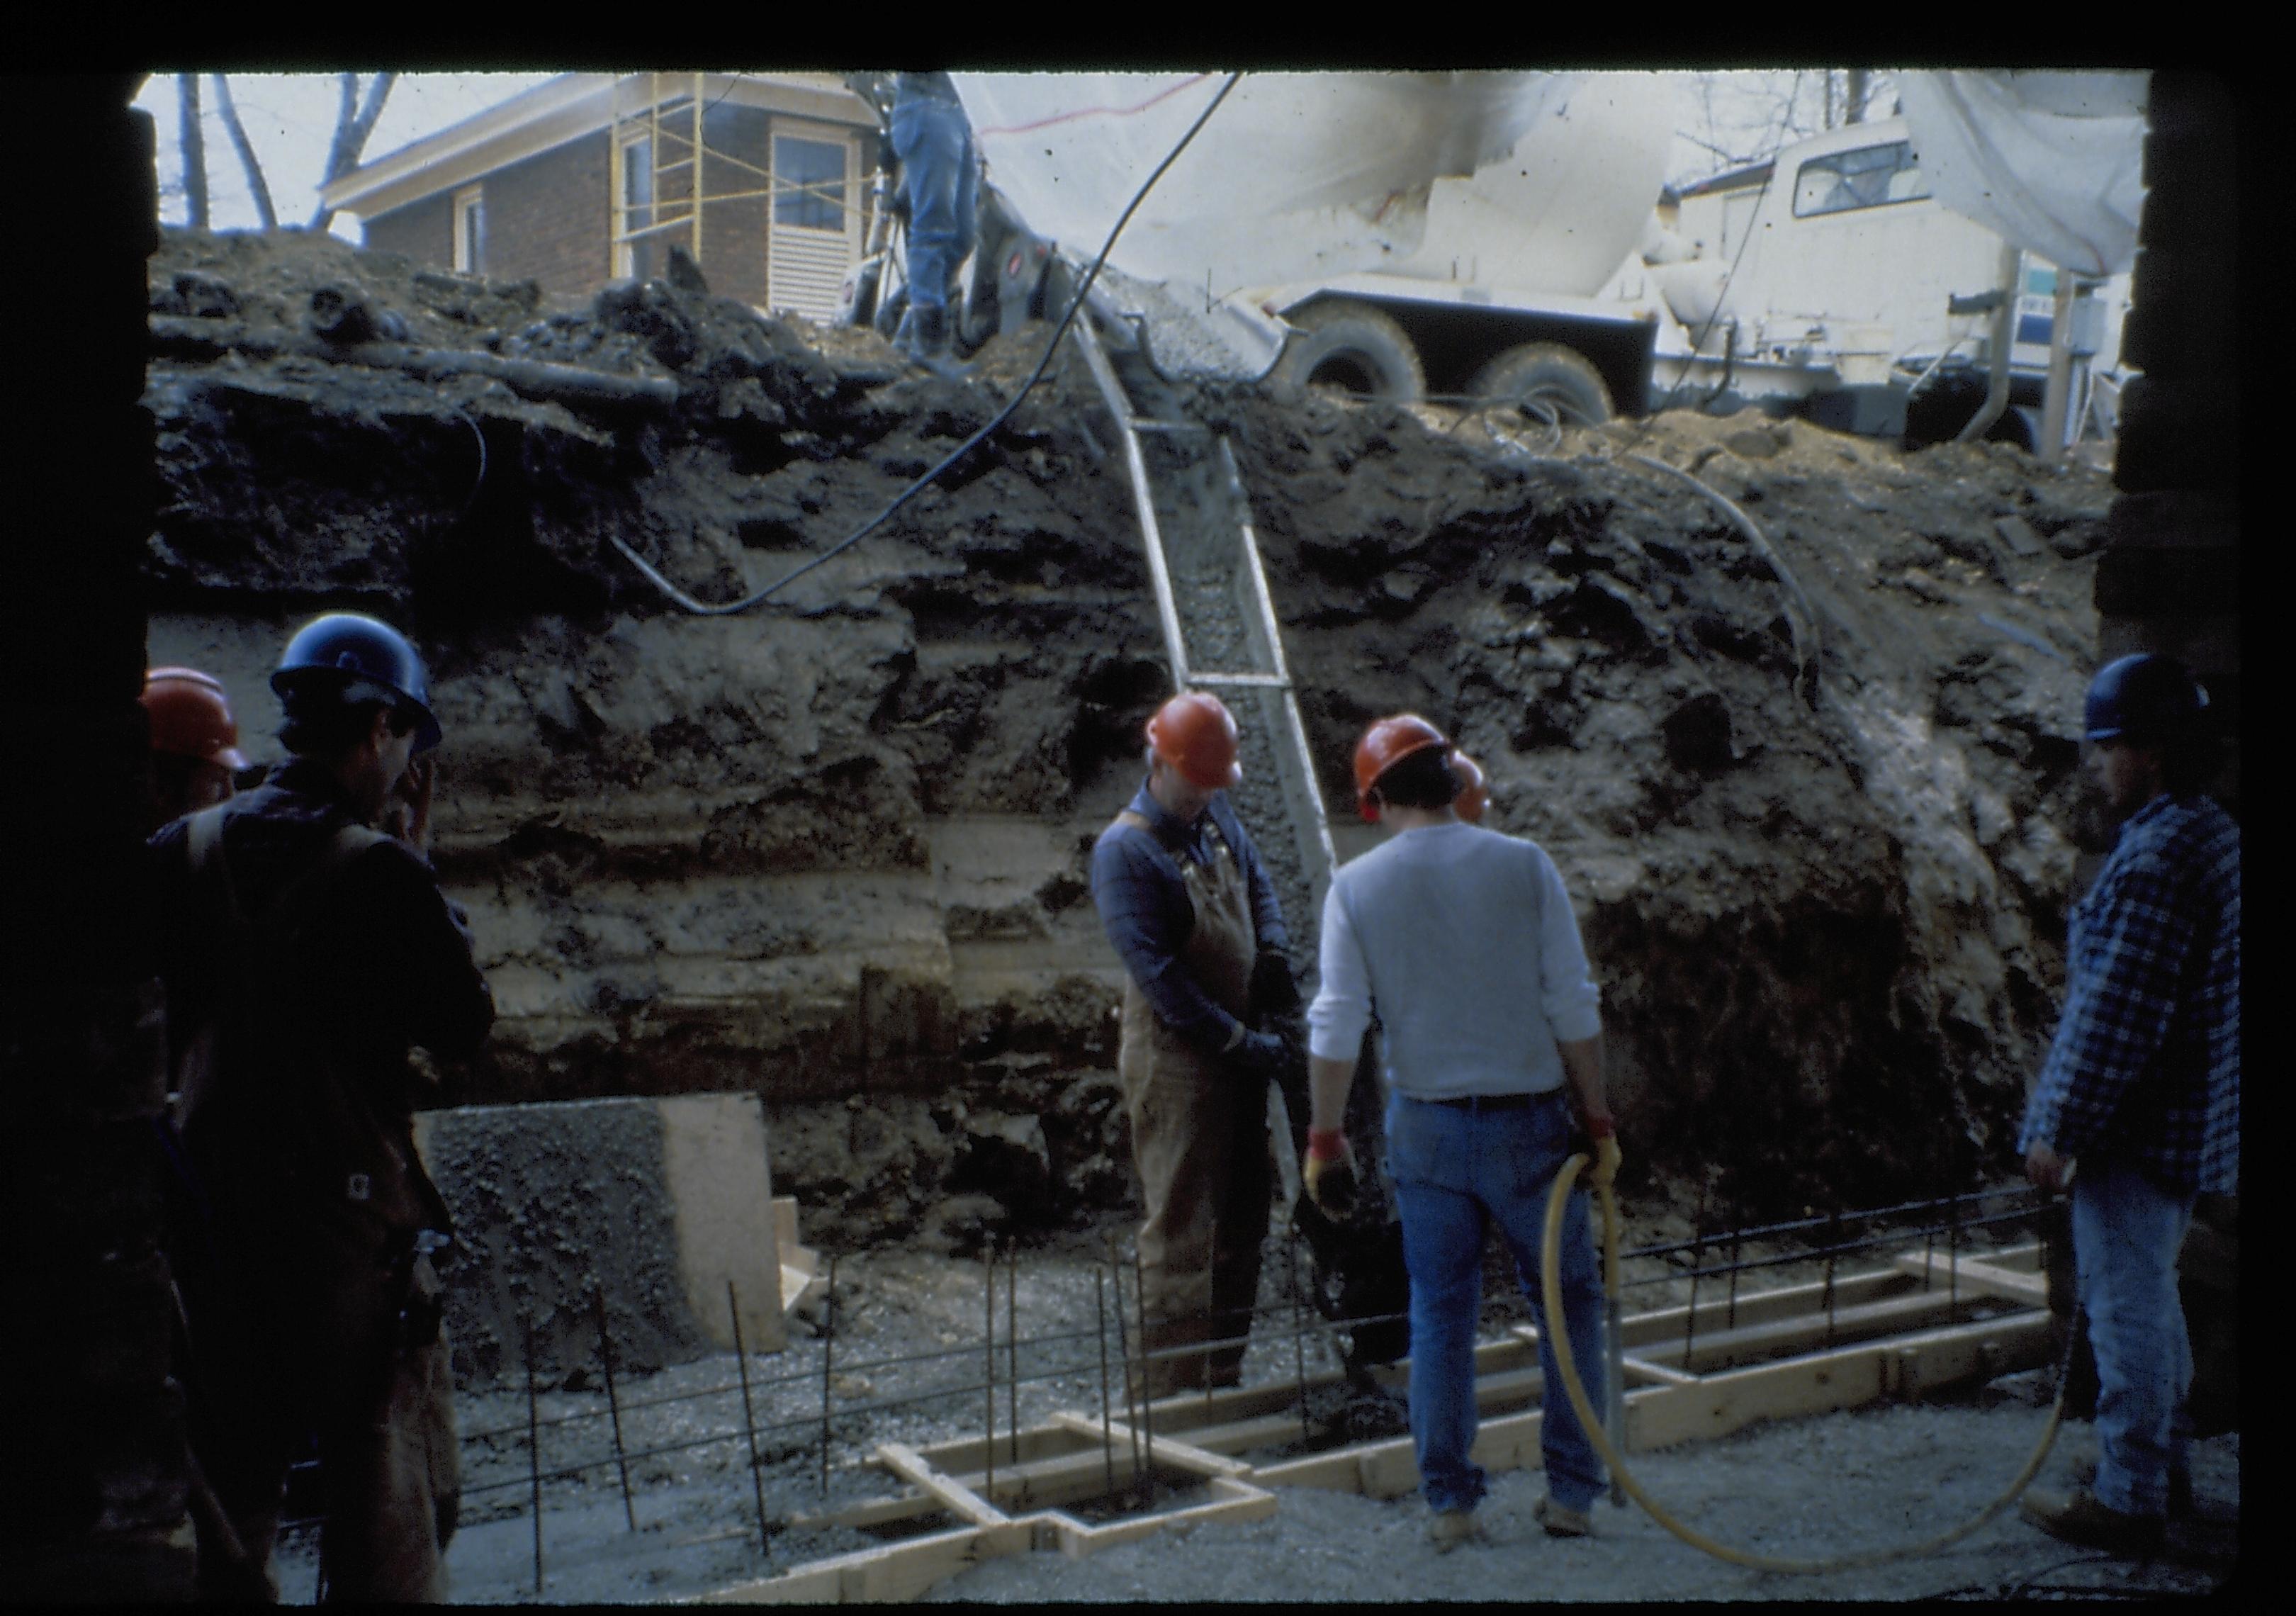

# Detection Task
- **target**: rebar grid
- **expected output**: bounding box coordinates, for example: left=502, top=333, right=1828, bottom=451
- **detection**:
left=444, top=1184, right=2052, bottom=1530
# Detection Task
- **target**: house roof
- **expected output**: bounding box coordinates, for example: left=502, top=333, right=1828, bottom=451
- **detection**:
left=321, top=72, right=878, bottom=220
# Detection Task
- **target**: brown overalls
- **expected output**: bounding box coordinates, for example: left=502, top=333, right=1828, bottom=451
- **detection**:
left=1113, top=810, right=1274, bottom=1399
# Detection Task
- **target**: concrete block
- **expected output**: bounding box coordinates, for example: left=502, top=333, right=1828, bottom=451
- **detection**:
left=412, top=1090, right=787, bottom=1384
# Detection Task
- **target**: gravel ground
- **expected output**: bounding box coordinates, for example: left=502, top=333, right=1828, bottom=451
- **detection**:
left=257, top=1229, right=2236, bottom=1603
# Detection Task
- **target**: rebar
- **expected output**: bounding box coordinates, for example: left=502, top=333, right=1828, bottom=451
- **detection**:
left=1096, top=1268, right=1116, bottom=1497
left=983, top=1246, right=997, bottom=1506
left=1205, top=1213, right=1218, bottom=1405
left=1290, top=1229, right=1310, bottom=1445
left=523, top=1317, right=544, bottom=1594
left=820, top=1252, right=837, bottom=1500
left=1684, top=1173, right=1709, bottom=1369
left=1133, top=1246, right=1154, bottom=1507
left=1947, top=1194, right=1962, bottom=1325
left=592, top=1288, right=636, bottom=1532
left=1823, top=1209, right=1841, bottom=1350
left=728, top=1282, right=772, bottom=1553
left=1008, top=1248, right=1020, bottom=1465
left=1109, top=1235, right=1142, bottom=1493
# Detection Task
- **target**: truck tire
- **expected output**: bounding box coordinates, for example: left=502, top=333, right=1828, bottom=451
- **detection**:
left=1272, top=301, right=1425, bottom=403
left=1470, top=342, right=1614, bottom=426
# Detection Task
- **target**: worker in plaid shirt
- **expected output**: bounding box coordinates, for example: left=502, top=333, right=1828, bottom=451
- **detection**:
left=2017, top=654, right=2239, bottom=1558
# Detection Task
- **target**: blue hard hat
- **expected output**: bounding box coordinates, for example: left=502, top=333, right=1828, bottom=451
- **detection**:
left=271, top=612, right=443, bottom=752
left=2083, top=653, right=2207, bottom=746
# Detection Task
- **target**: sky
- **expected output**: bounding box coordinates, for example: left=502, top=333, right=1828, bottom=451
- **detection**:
left=133, top=71, right=1876, bottom=239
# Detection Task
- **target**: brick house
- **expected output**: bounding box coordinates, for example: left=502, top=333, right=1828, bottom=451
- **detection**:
left=321, top=73, right=882, bottom=320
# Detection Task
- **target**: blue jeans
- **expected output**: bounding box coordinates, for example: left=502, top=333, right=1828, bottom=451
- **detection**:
left=1386, top=1091, right=1608, bottom=1514
left=889, top=96, right=976, bottom=313
left=2073, top=1160, right=2195, bottom=1517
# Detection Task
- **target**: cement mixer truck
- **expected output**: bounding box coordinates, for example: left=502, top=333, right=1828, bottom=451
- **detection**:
left=838, top=71, right=2133, bottom=448
left=841, top=72, right=1679, bottom=422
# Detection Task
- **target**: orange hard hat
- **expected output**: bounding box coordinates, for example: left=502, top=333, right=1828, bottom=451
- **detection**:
left=141, top=667, right=249, bottom=770
left=1353, top=714, right=1448, bottom=822
left=1147, top=692, right=1242, bottom=790
left=1451, top=751, right=1490, bottom=823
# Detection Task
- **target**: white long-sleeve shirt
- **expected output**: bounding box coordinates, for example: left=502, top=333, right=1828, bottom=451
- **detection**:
left=1307, top=821, right=1602, bottom=1100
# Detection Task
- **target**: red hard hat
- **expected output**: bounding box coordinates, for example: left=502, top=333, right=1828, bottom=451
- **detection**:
left=1451, top=751, right=1490, bottom=823
left=1353, top=714, right=1448, bottom=822
left=141, top=667, right=249, bottom=770
left=1147, top=692, right=1242, bottom=790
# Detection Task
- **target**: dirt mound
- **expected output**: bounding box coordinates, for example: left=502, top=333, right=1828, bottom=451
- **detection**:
left=143, top=228, right=2112, bottom=1237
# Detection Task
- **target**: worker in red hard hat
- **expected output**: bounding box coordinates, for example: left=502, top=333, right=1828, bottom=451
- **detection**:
left=1306, top=713, right=1620, bottom=1549
left=142, top=666, right=251, bottom=831
left=1091, top=690, right=1296, bottom=1399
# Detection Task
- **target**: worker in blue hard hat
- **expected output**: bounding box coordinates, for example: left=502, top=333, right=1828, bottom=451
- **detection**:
left=2017, top=653, right=2238, bottom=1558
left=150, top=610, right=491, bottom=1600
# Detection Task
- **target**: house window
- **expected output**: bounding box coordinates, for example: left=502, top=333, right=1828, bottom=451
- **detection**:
left=1790, top=141, right=1930, bottom=218
left=774, top=135, right=846, bottom=232
left=616, top=133, right=655, bottom=278
left=452, top=184, right=485, bottom=274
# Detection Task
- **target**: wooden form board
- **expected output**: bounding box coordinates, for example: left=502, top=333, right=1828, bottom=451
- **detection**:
left=705, top=1245, right=2052, bottom=1603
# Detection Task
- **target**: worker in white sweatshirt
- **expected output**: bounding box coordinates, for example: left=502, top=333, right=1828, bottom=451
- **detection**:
left=1302, top=714, right=1622, bottom=1550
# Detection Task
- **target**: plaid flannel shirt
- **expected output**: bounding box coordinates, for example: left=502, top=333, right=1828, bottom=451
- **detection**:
left=2018, top=793, right=2241, bottom=1194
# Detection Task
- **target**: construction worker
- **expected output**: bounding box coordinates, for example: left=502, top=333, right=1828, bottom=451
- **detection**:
left=1091, top=691, right=1295, bottom=1398
left=1303, top=715, right=1618, bottom=1549
left=887, top=70, right=977, bottom=371
left=140, top=666, right=249, bottom=831
left=152, top=612, right=493, bottom=1601
left=2017, top=653, right=2239, bottom=1556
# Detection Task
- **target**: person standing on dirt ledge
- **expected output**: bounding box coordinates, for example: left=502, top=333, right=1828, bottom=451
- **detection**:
left=1091, top=691, right=1295, bottom=1399
left=1303, top=715, right=1619, bottom=1550
left=2017, top=653, right=2239, bottom=1559
left=889, top=70, right=977, bottom=374
left=152, top=611, right=494, bottom=1601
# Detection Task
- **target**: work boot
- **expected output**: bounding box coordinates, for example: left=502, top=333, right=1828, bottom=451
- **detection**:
left=1534, top=1495, right=1592, bottom=1539
left=904, top=304, right=974, bottom=381
left=2020, top=1486, right=2166, bottom=1557
left=2070, top=1457, right=2195, bottom=1522
left=913, top=303, right=949, bottom=360
left=1426, top=1508, right=1481, bottom=1552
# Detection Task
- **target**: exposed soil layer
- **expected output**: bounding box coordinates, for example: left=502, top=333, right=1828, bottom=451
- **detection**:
left=145, top=228, right=2115, bottom=1243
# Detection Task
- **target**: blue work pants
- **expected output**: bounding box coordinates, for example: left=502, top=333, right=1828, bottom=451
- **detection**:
left=889, top=97, right=976, bottom=313
left=2072, top=1160, right=2195, bottom=1518
left=1387, top=1090, right=1609, bottom=1515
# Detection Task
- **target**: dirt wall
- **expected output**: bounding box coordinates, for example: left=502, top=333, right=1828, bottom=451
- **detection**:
left=142, top=228, right=2114, bottom=1238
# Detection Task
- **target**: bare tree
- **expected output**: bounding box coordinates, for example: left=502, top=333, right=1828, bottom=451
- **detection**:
left=309, top=72, right=398, bottom=233
left=208, top=74, right=276, bottom=230
left=1672, top=70, right=1898, bottom=188
left=1846, top=69, right=1874, bottom=125
left=176, top=73, right=208, bottom=228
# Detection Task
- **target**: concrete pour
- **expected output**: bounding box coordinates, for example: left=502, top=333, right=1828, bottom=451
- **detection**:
left=415, top=1096, right=709, bottom=1384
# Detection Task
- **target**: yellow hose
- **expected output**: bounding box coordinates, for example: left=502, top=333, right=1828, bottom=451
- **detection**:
left=1537, top=1154, right=2065, bottom=1574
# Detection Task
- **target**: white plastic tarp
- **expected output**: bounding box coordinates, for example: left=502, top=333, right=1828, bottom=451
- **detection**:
left=949, top=72, right=1570, bottom=292
left=1897, top=71, right=2149, bottom=276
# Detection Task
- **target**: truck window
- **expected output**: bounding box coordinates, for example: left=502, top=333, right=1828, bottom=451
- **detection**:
left=1791, top=140, right=1931, bottom=218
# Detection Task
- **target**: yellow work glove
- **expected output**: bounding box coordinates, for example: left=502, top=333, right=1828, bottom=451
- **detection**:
left=1304, top=1127, right=1358, bottom=1218
left=1587, top=1118, right=1623, bottom=1193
